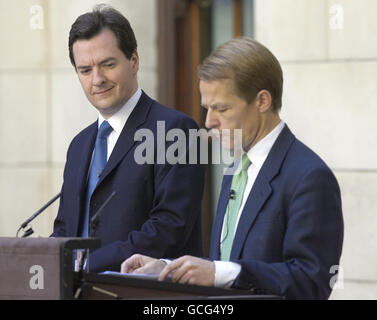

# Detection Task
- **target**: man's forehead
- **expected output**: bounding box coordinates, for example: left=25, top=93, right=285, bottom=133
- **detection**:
left=72, top=29, right=121, bottom=64
left=200, top=79, right=236, bottom=103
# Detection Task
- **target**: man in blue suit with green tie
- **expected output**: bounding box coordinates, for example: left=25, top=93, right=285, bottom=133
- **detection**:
left=121, top=37, right=344, bottom=300
left=51, top=5, right=205, bottom=272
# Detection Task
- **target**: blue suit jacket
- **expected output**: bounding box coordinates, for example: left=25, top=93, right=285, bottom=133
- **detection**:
left=52, top=92, right=205, bottom=272
left=209, top=125, right=343, bottom=299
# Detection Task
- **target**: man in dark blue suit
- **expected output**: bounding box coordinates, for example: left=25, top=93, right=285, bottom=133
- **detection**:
left=51, top=6, right=205, bottom=272
left=121, top=37, right=344, bottom=299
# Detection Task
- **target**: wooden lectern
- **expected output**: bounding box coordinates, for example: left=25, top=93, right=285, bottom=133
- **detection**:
left=0, top=237, right=100, bottom=300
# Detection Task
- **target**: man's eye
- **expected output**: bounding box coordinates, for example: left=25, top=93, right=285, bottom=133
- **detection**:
left=105, top=63, right=115, bottom=68
left=80, top=69, right=91, bottom=75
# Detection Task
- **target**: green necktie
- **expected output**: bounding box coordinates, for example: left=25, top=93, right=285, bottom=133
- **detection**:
left=221, top=153, right=251, bottom=261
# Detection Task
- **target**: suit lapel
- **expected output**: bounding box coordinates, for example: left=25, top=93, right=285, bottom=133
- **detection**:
left=72, top=122, right=97, bottom=235
left=230, top=125, right=296, bottom=260
left=95, top=91, right=152, bottom=189
left=76, top=123, right=97, bottom=194
left=230, top=176, right=272, bottom=260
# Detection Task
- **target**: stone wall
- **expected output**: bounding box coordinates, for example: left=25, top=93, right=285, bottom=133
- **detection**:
left=255, top=0, right=377, bottom=299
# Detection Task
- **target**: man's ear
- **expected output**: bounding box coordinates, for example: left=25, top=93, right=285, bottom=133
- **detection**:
left=130, top=50, right=139, bottom=74
left=256, top=90, right=272, bottom=113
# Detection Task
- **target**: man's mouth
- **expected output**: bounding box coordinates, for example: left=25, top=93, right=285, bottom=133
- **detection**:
left=93, top=87, right=114, bottom=95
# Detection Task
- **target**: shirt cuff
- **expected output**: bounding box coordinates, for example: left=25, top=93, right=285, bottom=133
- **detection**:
left=214, top=260, right=242, bottom=288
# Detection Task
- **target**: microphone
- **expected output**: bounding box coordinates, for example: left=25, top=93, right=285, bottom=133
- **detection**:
left=16, top=192, right=61, bottom=238
left=229, top=189, right=236, bottom=200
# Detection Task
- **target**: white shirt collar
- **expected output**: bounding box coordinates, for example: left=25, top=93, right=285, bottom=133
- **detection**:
left=97, top=87, right=142, bottom=134
left=247, top=121, right=285, bottom=169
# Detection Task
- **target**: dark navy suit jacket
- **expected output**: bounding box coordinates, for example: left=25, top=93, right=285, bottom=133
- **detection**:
left=52, top=92, right=205, bottom=272
left=209, top=125, right=343, bottom=299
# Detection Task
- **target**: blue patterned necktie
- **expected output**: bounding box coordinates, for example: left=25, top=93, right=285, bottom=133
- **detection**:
left=81, top=121, right=113, bottom=237
left=221, top=153, right=251, bottom=260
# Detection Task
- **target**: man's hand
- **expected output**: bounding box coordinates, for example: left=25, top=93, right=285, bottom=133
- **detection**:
left=120, top=254, right=166, bottom=274
left=158, top=255, right=215, bottom=286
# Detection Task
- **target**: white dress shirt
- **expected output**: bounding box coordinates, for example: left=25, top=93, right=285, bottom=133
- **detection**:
left=214, top=121, right=285, bottom=288
left=97, top=87, right=142, bottom=159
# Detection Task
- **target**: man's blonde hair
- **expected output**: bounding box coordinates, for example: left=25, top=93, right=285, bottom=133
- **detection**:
left=198, top=37, right=283, bottom=112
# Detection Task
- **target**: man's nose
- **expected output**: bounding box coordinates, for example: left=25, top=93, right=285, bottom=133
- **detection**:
left=205, top=109, right=219, bottom=129
left=92, top=68, right=105, bottom=86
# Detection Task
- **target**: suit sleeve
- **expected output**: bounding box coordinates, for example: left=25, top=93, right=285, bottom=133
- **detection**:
left=232, top=167, right=344, bottom=299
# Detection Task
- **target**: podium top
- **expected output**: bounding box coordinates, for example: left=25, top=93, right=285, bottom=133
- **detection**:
left=0, top=237, right=101, bottom=250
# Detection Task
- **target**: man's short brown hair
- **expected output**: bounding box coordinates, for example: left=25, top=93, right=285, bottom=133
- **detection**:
left=198, top=37, right=283, bottom=112
left=69, top=4, right=137, bottom=68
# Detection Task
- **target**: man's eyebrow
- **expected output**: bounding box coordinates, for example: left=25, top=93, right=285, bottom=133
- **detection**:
left=76, top=58, right=117, bottom=70
left=201, top=103, right=230, bottom=110
left=99, top=57, right=117, bottom=65
left=76, top=65, right=91, bottom=70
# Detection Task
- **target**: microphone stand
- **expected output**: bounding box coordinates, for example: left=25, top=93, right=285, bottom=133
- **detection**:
left=75, top=191, right=117, bottom=299
left=16, top=192, right=61, bottom=238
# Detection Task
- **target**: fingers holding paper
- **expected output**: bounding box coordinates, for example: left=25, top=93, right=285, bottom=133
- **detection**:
left=158, top=255, right=215, bottom=286
left=120, top=254, right=166, bottom=274
left=121, top=254, right=215, bottom=287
